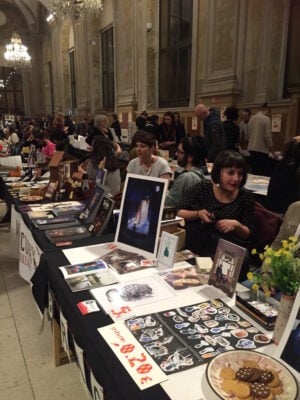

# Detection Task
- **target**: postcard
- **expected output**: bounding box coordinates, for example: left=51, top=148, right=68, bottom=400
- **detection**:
left=65, top=270, right=118, bottom=292
left=158, top=265, right=208, bottom=290
left=101, top=248, right=146, bottom=274
left=59, top=259, right=108, bottom=279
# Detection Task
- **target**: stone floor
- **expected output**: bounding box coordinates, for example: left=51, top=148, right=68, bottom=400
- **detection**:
left=0, top=224, right=90, bottom=400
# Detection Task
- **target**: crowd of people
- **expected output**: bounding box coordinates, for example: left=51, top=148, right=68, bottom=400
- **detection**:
left=1, top=104, right=299, bottom=283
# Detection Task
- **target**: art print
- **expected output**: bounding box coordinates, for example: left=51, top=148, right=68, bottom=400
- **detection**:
left=90, top=275, right=174, bottom=320
left=157, top=231, right=178, bottom=269
left=115, top=174, right=167, bottom=258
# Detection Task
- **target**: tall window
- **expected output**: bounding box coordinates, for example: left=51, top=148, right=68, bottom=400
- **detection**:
left=48, top=62, right=54, bottom=114
left=69, top=50, right=77, bottom=111
left=0, top=67, right=24, bottom=113
left=159, top=0, right=193, bottom=107
left=101, top=26, right=115, bottom=111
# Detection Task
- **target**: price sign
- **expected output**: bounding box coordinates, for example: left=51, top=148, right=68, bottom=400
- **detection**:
left=98, top=321, right=167, bottom=390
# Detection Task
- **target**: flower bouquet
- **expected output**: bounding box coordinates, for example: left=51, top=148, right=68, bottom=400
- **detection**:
left=247, top=237, right=300, bottom=297
left=247, top=237, right=300, bottom=343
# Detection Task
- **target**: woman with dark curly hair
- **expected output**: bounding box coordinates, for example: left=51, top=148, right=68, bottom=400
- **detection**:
left=178, top=150, right=254, bottom=265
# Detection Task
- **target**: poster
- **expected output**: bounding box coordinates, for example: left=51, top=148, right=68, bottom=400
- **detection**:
left=271, top=114, right=282, bottom=133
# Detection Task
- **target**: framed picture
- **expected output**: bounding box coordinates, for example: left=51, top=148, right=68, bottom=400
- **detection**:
left=114, top=174, right=168, bottom=259
left=275, top=289, right=300, bottom=381
left=208, top=239, right=246, bottom=297
left=157, top=231, right=178, bottom=269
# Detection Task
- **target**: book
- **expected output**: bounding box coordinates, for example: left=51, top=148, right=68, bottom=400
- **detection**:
left=52, top=203, right=86, bottom=216
left=31, top=215, right=80, bottom=230
left=85, top=195, right=114, bottom=236
left=77, top=185, right=105, bottom=224
left=45, top=225, right=91, bottom=243
left=59, top=259, right=118, bottom=292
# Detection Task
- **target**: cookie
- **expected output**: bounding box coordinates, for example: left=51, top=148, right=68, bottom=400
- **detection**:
left=220, top=367, right=236, bottom=380
left=260, top=370, right=273, bottom=384
left=254, top=393, right=273, bottom=400
left=221, top=378, right=236, bottom=394
left=248, top=368, right=261, bottom=382
left=236, top=367, right=254, bottom=381
left=243, top=360, right=260, bottom=369
left=232, top=381, right=251, bottom=398
left=250, top=382, right=271, bottom=398
left=267, top=374, right=281, bottom=388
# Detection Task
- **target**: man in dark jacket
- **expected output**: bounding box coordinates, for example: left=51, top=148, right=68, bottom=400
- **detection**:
left=195, top=103, right=227, bottom=161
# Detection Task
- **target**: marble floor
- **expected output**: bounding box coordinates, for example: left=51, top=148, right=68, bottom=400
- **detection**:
left=0, top=224, right=90, bottom=400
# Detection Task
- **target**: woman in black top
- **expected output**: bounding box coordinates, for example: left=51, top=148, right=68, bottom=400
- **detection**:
left=178, top=151, right=254, bottom=260
left=266, top=139, right=300, bottom=214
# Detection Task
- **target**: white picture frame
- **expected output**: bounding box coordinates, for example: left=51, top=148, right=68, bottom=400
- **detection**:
left=157, top=231, right=178, bottom=269
left=114, top=174, right=168, bottom=259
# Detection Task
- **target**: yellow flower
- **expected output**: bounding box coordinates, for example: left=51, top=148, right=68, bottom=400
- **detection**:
left=247, top=272, right=253, bottom=281
left=282, top=240, right=288, bottom=248
left=252, top=283, right=259, bottom=291
left=264, top=245, right=269, bottom=251
left=288, top=236, right=297, bottom=242
left=264, top=257, right=271, bottom=265
left=259, top=253, right=264, bottom=261
left=251, top=249, right=257, bottom=255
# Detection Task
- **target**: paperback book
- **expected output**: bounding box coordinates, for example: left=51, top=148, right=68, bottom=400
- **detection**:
left=31, top=215, right=80, bottom=230
left=59, top=259, right=118, bottom=292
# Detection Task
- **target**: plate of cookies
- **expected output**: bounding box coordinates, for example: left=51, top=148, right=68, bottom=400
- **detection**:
left=206, top=349, right=298, bottom=399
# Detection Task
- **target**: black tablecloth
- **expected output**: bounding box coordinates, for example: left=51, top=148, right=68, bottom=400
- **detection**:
left=31, top=250, right=171, bottom=400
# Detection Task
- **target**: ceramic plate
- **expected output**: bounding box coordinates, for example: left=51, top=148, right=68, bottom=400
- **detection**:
left=19, top=195, right=43, bottom=203
left=206, top=350, right=298, bottom=400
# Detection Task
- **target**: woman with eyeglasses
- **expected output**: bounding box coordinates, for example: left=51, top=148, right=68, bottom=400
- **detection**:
left=178, top=151, right=254, bottom=279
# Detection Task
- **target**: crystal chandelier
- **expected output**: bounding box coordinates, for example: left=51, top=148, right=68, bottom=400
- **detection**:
left=4, top=32, right=31, bottom=68
left=50, top=0, right=104, bottom=20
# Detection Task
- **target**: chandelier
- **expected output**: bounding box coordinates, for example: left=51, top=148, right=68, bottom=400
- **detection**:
left=4, top=33, right=31, bottom=68
left=50, top=0, right=104, bottom=20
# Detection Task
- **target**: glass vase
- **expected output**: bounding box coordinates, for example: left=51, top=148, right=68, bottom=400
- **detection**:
left=273, top=294, right=296, bottom=345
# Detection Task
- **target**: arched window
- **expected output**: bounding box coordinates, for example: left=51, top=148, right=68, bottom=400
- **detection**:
left=0, top=67, right=24, bottom=113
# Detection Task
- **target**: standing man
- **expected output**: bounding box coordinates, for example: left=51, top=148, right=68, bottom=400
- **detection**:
left=239, top=108, right=251, bottom=149
left=247, top=103, right=273, bottom=176
left=165, top=136, right=207, bottom=208
left=195, top=103, right=226, bottom=161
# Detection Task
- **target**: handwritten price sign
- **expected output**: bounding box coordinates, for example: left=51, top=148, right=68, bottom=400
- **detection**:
left=98, top=321, right=167, bottom=390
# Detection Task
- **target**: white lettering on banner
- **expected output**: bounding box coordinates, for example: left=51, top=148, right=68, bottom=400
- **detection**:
left=19, top=219, right=43, bottom=282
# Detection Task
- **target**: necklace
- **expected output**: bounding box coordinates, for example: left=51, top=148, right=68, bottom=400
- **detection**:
left=140, top=156, right=156, bottom=176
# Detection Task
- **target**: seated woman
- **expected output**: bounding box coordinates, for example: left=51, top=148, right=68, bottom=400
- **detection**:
left=265, top=139, right=300, bottom=214
left=178, top=150, right=255, bottom=278
left=126, top=131, right=172, bottom=180
left=81, top=135, right=121, bottom=196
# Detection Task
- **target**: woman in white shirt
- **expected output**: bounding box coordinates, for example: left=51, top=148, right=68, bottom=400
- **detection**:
left=126, top=131, right=172, bottom=180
